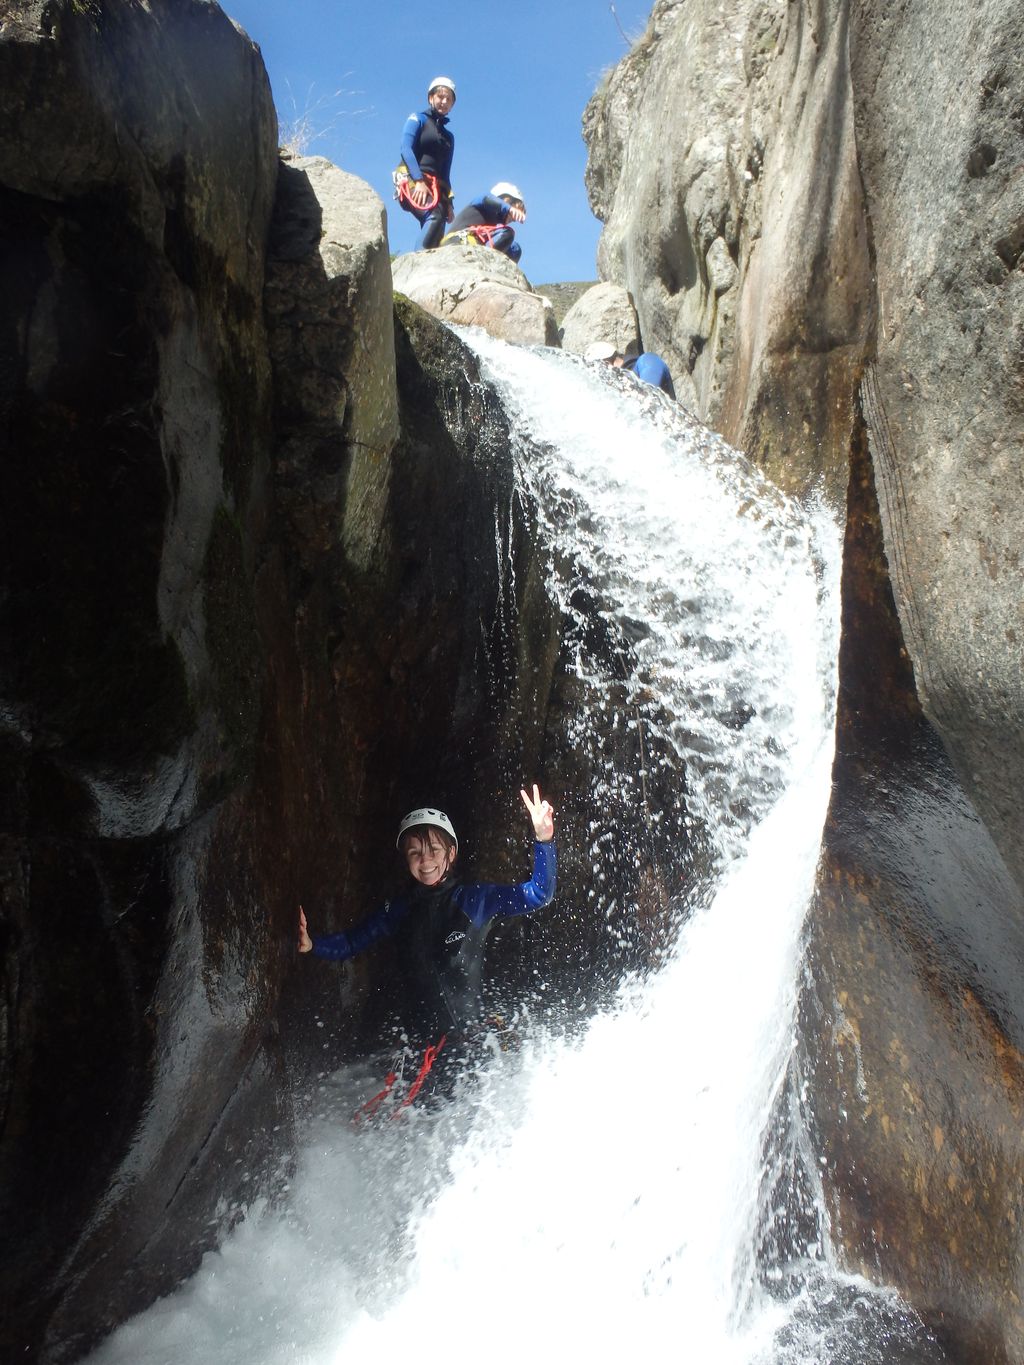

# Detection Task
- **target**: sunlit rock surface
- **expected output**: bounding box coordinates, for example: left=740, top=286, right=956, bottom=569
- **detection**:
left=391, top=244, right=560, bottom=347
left=584, top=0, right=865, bottom=500
left=587, top=0, right=1024, bottom=1358
left=265, top=153, right=399, bottom=572
left=559, top=280, right=640, bottom=356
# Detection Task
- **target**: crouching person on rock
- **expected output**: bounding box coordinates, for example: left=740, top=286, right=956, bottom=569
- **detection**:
left=442, top=182, right=527, bottom=263
left=297, top=785, right=556, bottom=1116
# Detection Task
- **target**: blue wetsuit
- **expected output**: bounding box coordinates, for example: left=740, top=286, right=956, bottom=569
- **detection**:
left=399, top=107, right=454, bottom=249
left=312, top=841, right=556, bottom=1038
left=624, top=352, right=676, bottom=399
left=444, top=194, right=522, bottom=264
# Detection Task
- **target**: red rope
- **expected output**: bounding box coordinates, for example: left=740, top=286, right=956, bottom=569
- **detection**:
left=444, top=223, right=507, bottom=249
left=396, top=170, right=440, bottom=212
left=351, top=1034, right=449, bottom=1124
left=467, top=224, right=504, bottom=247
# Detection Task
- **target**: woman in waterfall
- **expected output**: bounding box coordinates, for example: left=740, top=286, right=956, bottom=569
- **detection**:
left=297, top=785, right=556, bottom=1113
left=393, top=75, right=456, bottom=249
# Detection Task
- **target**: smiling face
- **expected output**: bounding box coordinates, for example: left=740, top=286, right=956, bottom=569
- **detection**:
left=402, top=828, right=456, bottom=886
left=429, top=86, right=454, bottom=115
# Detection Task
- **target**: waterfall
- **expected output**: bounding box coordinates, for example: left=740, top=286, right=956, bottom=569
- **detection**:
left=83, top=334, right=942, bottom=1364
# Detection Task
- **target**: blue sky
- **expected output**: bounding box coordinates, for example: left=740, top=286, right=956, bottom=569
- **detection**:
left=223, top=0, right=653, bottom=283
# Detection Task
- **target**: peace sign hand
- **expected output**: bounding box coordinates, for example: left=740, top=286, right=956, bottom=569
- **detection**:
left=520, top=783, right=554, bottom=842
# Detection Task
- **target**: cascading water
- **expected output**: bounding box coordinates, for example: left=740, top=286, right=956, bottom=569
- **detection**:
left=83, top=333, right=943, bottom=1365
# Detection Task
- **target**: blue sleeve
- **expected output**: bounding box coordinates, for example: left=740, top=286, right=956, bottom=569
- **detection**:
left=311, top=897, right=407, bottom=962
left=459, top=841, right=557, bottom=927
left=633, top=353, right=676, bottom=398
left=480, top=194, right=510, bottom=223
left=400, top=112, right=425, bottom=180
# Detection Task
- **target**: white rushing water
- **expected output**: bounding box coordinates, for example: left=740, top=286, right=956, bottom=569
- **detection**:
left=84, top=335, right=937, bottom=1365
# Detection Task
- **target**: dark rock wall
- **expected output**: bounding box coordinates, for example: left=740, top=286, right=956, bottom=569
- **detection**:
left=586, top=0, right=1024, bottom=1357
left=0, top=0, right=276, bottom=1357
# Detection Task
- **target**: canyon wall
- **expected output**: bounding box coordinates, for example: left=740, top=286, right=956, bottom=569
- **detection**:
left=0, top=4, right=563, bottom=1357
left=586, top=1, right=1024, bottom=1357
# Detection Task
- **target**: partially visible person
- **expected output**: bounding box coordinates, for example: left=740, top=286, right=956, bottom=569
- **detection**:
left=394, top=76, right=456, bottom=250
left=442, top=182, right=527, bottom=264
left=585, top=339, right=676, bottom=400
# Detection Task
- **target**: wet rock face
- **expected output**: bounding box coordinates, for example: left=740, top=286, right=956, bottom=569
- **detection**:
left=807, top=433, right=1024, bottom=1364
left=266, top=281, right=564, bottom=1052
left=586, top=0, right=1024, bottom=884
left=0, top=0, right=281, bottom=1357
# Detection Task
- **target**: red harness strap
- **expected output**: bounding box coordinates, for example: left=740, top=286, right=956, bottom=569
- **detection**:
left=466, top=223, right=505, bottom=247
left=394, top=1034, right=447, bottom=1114
left=352, top=1070, right=399, bottom=1124
left=351, top=1034, right=448, bottom=1124
left=396, top=170, right=441, bottom=212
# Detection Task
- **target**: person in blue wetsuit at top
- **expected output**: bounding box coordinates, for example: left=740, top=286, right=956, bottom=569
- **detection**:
left=585, top=339, right=677, bottom=400
left=394, top=75, right=456, bottom=250
left=442, top=182, right=527, bottom=264
left=297, top=785, right=556, bottom=1112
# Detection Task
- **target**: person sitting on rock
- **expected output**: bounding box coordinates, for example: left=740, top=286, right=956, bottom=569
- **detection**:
left=441, top=182, right=527, bottom=264
left=297, top=785, right=556, bottom=1114
left=585, top=339, right=676, bottom=400
left=394, top=76, right=457, bottom=250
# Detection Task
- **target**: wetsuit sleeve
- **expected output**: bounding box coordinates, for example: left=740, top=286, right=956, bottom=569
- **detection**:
left=400, top=112, right=425, bottom=180
left=632, top=353, right=676, bottom=399
left=481, top=194, right=510, bottom=223
left=311, top=898, right=406, bottom=962
left=459, top=841, right=557, bottom=927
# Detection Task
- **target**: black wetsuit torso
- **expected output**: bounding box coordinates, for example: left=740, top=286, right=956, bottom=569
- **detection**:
left=394, top=878, right=491, bottom=1038
left=311, top=841, right=557, bottom=1043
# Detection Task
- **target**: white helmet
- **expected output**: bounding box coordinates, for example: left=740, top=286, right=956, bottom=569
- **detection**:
left=584, top=340, right=618, bottom=362
left=490, top=181, right=523, bottom=203
left=396, top=807, right=458, bottom=853
left=428, top=76, right=457, bottom=101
